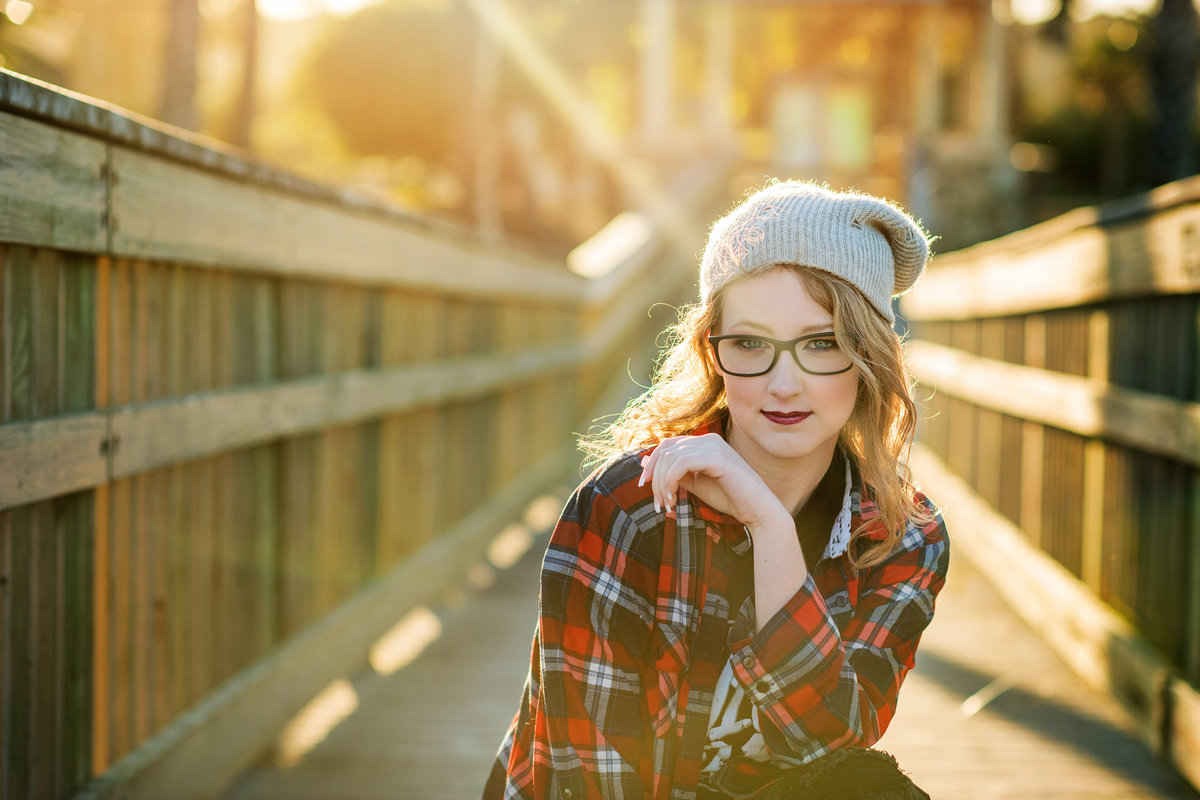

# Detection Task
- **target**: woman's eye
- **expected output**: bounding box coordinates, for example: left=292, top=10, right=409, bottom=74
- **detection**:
left=733, top=337, right=768, bottom=352
left=805, top=337, right=838, bottom=352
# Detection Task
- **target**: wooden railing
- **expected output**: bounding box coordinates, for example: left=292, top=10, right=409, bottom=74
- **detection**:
left=0, top=70, right=728, bottom=799
left=902, top=175, right=1200, bottom=790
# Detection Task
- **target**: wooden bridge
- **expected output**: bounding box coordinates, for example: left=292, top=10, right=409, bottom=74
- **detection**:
left=2, top=68, right=1199, bottom=800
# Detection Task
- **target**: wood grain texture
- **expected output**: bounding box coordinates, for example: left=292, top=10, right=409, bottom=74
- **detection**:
left=903, top=185, right=1200, bottom=320
left=909, top=340, right=1200, bottom=467
left=0, top=113, right=107, bottom=251
left=103, top=345, right=580, bottom=481
left=108, top=147, right=581, bottom=303
left=0, top=413, right=108, bottom=509
left=911, top=445, right=1186, bottom=771
left=69, top=442, right=577, bottom=800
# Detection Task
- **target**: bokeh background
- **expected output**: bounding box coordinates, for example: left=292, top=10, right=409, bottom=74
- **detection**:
left=3, top=2, right=1200, bottom=799
left=2, top=0, right=1196, bottom=253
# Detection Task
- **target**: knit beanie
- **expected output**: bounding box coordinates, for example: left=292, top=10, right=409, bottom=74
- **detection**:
left=699, top=181, right=931, bottom=323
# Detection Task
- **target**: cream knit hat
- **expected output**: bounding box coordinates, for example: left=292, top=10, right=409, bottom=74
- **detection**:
left=699, top=181, right=931, bottom=323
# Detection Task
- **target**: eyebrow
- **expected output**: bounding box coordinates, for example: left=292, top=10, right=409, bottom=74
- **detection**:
left=724, top=320, right=835, bottom=335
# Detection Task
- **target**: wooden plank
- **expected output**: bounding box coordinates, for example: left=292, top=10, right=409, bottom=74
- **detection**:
left=277, top=436, right=314, bottom=639
left=1, top=245, right=6, bottom=423
left=902, top=183, right=1200, bottom=320
left=162, top=265, right=188, bottom=721
left=33, top=248, right=60, bottom=418
left=0, top=413, right=109, bottom=509
left=188, top=457, right=214, bottom=709
left=109, top=260, right=132, bottom=409
left=149, top=470, right=169, bottom=735
left=6, top=506, right=33, bottom=798
left=211, top=271, right=235, bottom=684
left=251, top=445, right=278, bottom=660
left=165, top=464, right=188, bottom=721
left=131, top=473, right=151, bottom=745
left=62, top=253, right=96, bottom=414
left=129, top=263, right=150, bottom=748
left=68, top=442, right=577, bottom=800
left=62, top=491, right=94, bottom=791
left=31, top=502, right=60, bottom=798
left=92, top=483, right=110, bottom=774
left=0, top=113, right=107, bottom=251
left=110, top=478, right=132, bottom=763
left=908, top=339, right=1200, bottom=468
left=95, top=258, right=111, bottom=412
left=108, top=147, right=582, bottom=304
left=7, top=245, right=34, bottom=422
left=0, top=510, right=7, bottom=798
left=102, top=344, right=580, bottom=482
left=1081, top=311, right=1110, bottom=592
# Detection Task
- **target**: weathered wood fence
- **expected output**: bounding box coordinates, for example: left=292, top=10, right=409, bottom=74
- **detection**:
left=0, top=70, right=725, bottom=799
left=902, top=175, right=1200, bottom=790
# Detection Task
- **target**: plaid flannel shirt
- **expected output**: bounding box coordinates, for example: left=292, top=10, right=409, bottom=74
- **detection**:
left=485, top=428, right=950, bottom=800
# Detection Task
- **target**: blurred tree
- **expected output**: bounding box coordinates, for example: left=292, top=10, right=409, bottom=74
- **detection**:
left=294, top=0, right=630, bottom=242
left=227, top=0, right=259, bottom=149
left=1043, top=0, right=1075, bottom=46
left=1146, top=0, right=1200, bottom=184
left=1074, top=17, right=1147, bottom=197
left=161, top=0, right=200, bottom=130
left=297, top=1, right=475, bottom=165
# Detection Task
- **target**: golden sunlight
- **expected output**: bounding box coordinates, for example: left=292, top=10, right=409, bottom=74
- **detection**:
left=258, top=0, right=382, bottom=21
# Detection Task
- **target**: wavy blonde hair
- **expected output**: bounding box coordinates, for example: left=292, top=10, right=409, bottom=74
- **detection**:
left=582, top=264, right=929, bottom=569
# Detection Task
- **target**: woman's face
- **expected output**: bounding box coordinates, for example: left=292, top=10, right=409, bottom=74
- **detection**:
left=713, top=268, right=859, bottom=476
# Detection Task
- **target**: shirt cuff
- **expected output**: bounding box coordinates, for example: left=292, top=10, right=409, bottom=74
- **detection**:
left=727, top=574, right=841, bottom=701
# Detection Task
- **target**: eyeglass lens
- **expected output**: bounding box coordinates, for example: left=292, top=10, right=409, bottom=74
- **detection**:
left=714, top=335, right=851, bottom=376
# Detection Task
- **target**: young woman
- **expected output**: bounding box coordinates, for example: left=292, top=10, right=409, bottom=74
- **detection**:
left=484, top=181, right=950, bottom=800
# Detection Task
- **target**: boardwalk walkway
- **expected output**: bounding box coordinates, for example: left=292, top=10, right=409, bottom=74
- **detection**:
left=219, top=499, right=1198, bottom=800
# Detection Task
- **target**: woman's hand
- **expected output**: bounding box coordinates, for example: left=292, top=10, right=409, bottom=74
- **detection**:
left=638, top=433, right=788, bottom=531
left=643, top=433, right=809, bottom=630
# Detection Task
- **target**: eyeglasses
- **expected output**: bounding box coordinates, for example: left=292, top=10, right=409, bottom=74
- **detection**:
left=707, top=332, right=853, bottom=377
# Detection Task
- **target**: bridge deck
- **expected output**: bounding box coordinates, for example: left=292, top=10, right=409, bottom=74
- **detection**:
left=219, top=518, right=1198, bottom=800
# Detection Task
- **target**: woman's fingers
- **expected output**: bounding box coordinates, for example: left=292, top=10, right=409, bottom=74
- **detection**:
left=640, top=435, right=723, bottom=516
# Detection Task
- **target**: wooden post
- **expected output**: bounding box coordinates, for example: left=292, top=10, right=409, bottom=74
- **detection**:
left=703, top=0, right=735, bottom=143
left=1020, top=315, right=1045, bottom=548
left=974, top=0, right=1008, bottom=147
left=1081, top=310, right=1110, bottom=592
left=638, top=0, right=675, bottom=148
left=472, top=11, right=502, bottom=239
left=1189, top=304, right=1200, bottom=683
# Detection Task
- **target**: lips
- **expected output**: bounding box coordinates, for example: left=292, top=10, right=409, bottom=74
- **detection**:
left=762, top=410, right=812, bottom=425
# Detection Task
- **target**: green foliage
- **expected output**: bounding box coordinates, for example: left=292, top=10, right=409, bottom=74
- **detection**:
left=1015, top=14, right=1200, bottom=201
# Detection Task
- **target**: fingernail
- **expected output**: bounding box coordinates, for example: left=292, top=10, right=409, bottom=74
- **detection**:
left=654, top=498, right=661, bottom=514
left=638, top=471, right=647, bottom=487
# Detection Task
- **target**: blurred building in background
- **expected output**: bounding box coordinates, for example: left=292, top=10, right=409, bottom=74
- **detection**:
left=0, top=0, right=1195, bottom=253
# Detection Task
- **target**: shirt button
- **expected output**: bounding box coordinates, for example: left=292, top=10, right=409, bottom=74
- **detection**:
left=741, top=655, right=755, bottom=669
left=756, top=680, right=770, bottom=694
left=563, top=790, right=573, bottom=799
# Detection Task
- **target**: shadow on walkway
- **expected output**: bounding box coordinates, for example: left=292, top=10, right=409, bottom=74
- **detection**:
left=221, top=514, right=1198, bottom=800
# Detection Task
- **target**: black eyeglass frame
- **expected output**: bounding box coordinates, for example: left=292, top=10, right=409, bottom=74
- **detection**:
left=707, top=332, right=854, bottom=377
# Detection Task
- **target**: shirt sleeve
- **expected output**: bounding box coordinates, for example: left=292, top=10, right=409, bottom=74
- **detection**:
left=726, top=509, right=950, bottom=765
left=523, top=469, right=661, bottom=799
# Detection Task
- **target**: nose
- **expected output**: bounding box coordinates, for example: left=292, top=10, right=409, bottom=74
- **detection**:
left=766, top=347, right=807, bottom=396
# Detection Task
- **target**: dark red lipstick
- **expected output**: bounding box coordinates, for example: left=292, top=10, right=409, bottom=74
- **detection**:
left=762, top=411, right=811, bottom=425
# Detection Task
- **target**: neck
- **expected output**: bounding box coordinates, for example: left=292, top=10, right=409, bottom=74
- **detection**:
left=727, top=428, right=838, bottom=515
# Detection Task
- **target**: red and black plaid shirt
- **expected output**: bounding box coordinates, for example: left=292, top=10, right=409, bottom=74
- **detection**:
left=485, top=427, right=950, bottom=800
